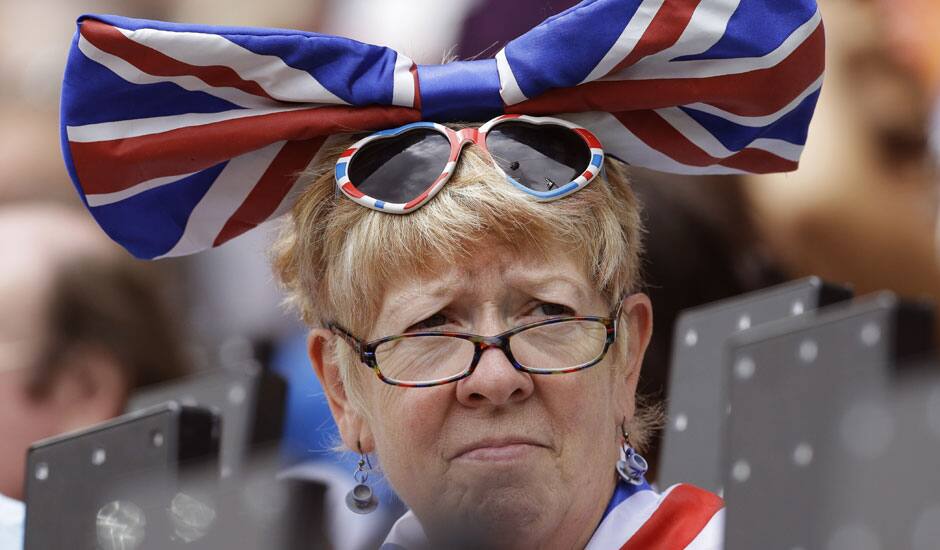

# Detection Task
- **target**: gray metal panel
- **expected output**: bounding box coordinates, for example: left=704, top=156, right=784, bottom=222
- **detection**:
left=817, top=362, right=940, bottom=550
left=659, top=277, right=851, bottom=491
left=723, top=293, right=937, bottom=550
left=24, top=404, right=219, bottom=550
left=128, top=363, right=285, bottom=478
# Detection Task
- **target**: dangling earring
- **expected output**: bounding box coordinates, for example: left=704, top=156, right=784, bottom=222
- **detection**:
left=616, top=425, right=648, bottom=485
left=345, top=444, right=379, bottom=514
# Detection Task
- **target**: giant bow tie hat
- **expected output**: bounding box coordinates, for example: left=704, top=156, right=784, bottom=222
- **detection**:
left=61, top=0, right=825, bottom=260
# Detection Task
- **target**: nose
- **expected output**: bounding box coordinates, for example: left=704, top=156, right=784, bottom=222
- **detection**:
left=455, top=341, right=534, bottom=407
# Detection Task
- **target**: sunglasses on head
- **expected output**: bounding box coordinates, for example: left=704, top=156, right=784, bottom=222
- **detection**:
left=334, top=115, right=604, bottom=213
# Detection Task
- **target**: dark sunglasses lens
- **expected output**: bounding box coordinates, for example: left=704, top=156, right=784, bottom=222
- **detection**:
left=348, top=129, right=451, bottom=204
left=485, top=122, right=591, bottom=192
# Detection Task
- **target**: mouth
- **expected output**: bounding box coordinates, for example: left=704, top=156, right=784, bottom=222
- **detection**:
left=451, top=438, right=549, bottom=462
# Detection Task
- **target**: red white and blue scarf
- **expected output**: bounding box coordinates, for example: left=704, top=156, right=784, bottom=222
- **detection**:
left=61, top=0, right=824, bottom=260
left=380, top=481, right=724, bottom=549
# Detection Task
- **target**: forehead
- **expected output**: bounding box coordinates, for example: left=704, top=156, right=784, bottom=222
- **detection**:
left=372, top=244, right=600, bottom=330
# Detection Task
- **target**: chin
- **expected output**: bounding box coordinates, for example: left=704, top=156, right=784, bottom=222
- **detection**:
left=430, top=473, right=551, bottom=548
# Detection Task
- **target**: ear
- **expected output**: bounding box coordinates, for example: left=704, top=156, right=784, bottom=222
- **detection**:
left=307, top=328, right=374, bottom=452
left=48, top=346, right=128, bottom=434
left=615, top=293, right=653, bottom=420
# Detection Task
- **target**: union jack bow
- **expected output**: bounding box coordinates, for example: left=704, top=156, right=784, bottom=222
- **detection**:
left=61, top=0, right=824, bottom=259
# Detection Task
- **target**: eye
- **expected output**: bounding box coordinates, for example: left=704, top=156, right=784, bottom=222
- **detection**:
left=406, top=313, right=450, bottom=332
left=530, top=302, right=576, bottom=318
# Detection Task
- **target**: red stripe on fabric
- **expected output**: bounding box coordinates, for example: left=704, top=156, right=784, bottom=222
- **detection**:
left=575, top=128, right=602, bottom=149
left=508, top=25, right=825, bottom=118
left=81, top=19, right=273, bottom=100
left=580, top=170, right=593, bottom=179
left=72, top=105, right=420, bottom=195
left=614, top=110, right=797, bottom=173
left=718, top=148, right=797, bottom=173
left=608, top=0, right=701, bottom=75
left=339, top=148, right=357, bottom=158
left=620, top=485, right=723, bottom=550
left=212, top=137, right=325, bottom=247
left=342, top=182, right=364, bottom=198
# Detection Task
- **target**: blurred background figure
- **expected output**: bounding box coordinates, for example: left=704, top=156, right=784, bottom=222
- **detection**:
left=743, top=0, right=940, bottom=321
left=0, top=202, right=191, bottom=503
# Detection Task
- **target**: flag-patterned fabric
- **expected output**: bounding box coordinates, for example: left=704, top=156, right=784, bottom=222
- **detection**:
left=61, top=0, right=824, bottom=259
left=380, top=481, right=725, bottom=549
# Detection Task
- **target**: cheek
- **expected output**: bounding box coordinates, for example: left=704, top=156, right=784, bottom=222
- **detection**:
left=368, top=384, right=452, bottom=473
left=551, top=369, right=621, bottom=451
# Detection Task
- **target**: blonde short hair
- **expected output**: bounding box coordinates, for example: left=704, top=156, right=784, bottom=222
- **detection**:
left=271, top=125, right=655, bottom=447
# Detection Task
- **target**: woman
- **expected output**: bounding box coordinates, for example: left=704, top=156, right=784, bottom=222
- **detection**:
left=271, top=118, right=725, bottom=548
left=59, top=1, right=824, bottom=547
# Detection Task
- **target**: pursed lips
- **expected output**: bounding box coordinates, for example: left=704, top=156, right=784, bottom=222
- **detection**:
left=450, top=436, right=550, bottom=461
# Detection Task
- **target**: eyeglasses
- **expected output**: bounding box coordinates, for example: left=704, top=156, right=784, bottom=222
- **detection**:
left=334, top=114, right=604, bottom=214
left=327, top=308, right=621, bottom=388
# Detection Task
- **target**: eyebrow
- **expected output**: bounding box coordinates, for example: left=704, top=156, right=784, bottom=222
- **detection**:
left=385, top=276, right=461, bottom=311
left=375, top=276, right=462, bottom=333
left=380, top=269, right=592, bottom=325
left=512, top=272, right=591, bottom=303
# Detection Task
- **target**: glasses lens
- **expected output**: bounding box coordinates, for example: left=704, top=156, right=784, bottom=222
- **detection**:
left=509, top=320, right=608, bottom=372
left=347, top=129, right=451, bottom=204
left=485, top=121, right=591, bottom=192
left=374, top=335, right=475, bottom=384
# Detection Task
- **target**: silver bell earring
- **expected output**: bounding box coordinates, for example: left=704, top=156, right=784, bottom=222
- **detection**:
left=345, top=445, right=379, bottom=514
left=616, top=426, right=648, bottom=485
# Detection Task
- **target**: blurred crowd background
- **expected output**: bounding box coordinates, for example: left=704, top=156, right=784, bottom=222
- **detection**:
left=0, top=0, right=938, bottom=545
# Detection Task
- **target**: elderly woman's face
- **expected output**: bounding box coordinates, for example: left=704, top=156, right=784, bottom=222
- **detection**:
left=313, top=245, right=651, bottom=547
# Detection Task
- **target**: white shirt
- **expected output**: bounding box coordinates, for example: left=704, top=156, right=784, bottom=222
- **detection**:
left=0, top=493, right=24, bottom=550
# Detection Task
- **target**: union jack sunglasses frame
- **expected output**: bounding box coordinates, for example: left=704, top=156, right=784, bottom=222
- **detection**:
left=334, top=114, right=605, bottom=214
left=327, top=307, right=621, bottom=388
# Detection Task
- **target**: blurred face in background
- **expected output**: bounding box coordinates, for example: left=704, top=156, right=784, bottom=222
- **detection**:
left=877, top=0, right=940, bottom=96
left=0, top=205, right=128, bottom=500
left=0, top=245, right=54, bottom=499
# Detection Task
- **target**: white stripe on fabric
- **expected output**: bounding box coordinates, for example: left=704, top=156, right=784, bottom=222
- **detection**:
left=685, top=507, right=725, bottom=550
left=560, top=111, right=746, bottom=175
left=749, top=138, right=803, bottom=161
left=684, top=74, right=824, bottom=127
left=656, top=107, right=737, bottom=159
left=66, top=106, right=309, bottom=142
left=656, top=107, right=800, bottom=162
left=579, top=0, right=665, bottom=84
left=585, top=486, right=670, bottom=550
left=495, top=49, right=528, bottom=106
left=85, top=171, right=197, bottom=207
left=610, top=8, right=820, bottom=80
left=76, top=34, right=279, bottom=110
left=624, top=0, right=740, bottom=67
left=155, top=141, right=286, bottom=258
left=114, top=25, right=348, bottom=105
left=391, top=52, right=416, bottom=107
